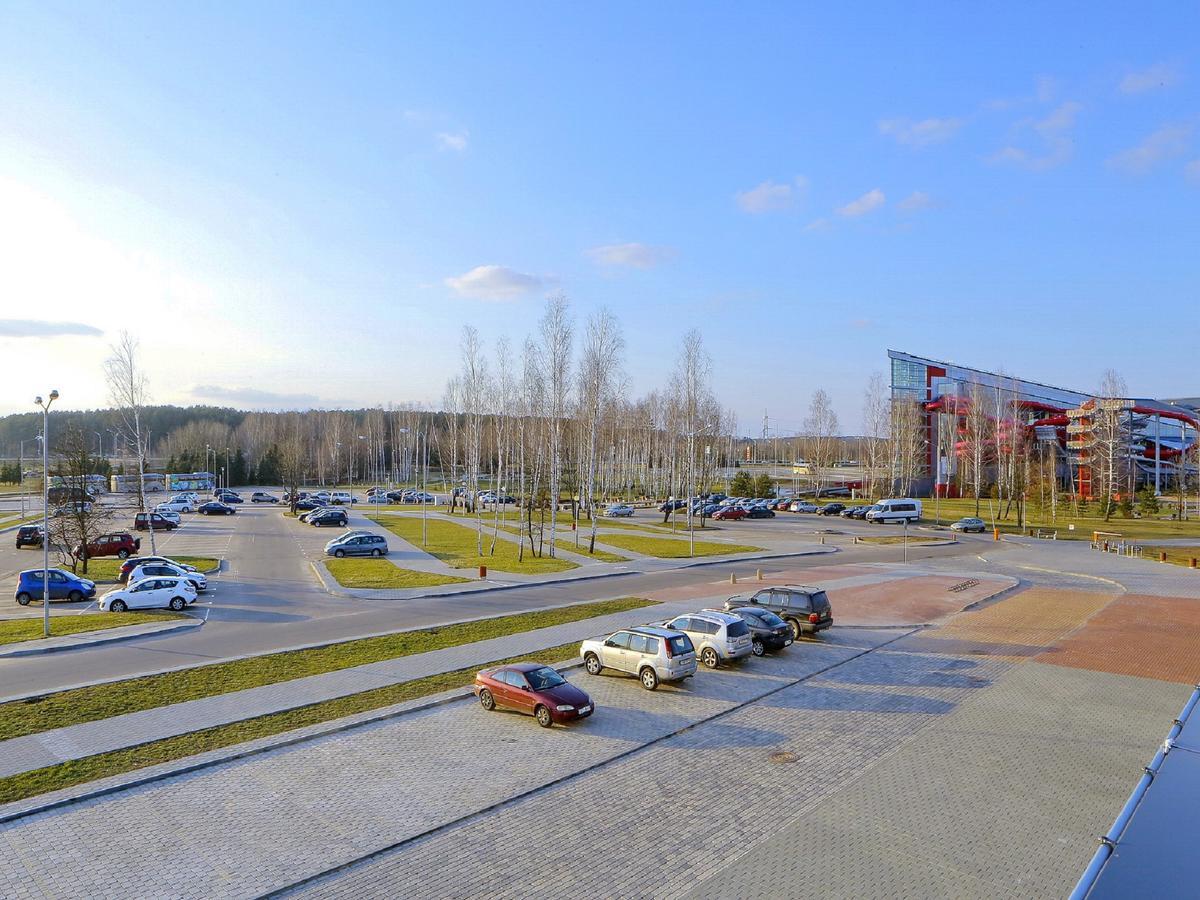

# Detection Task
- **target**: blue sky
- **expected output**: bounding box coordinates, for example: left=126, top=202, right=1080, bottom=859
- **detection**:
left=0, top=2, right=1197, bottom=432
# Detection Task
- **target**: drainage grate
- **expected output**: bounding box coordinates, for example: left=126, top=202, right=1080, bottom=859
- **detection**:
left=948, top=579, right=981, bottom=593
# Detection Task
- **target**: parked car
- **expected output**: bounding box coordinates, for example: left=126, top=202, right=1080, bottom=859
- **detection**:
left=128, top=562, right=207, bottom=593
left=299, top=506, right=328, bottom=522
left=865, top=498, right=922, bottom=524
left=789, top=501, right=819, bottom=513
left=725, top=586, right=833, bottom=640
left=840, top=505, right=866, bottom=518
left=98, top=576, right=197, bottom=612
left=818, top=503, right=846, bottom=516
left=172, top=492, right=201, bottom=505
left=14, top=525, right=44, bottom=549
left=294, top=498, right=323, bottom=511
left=119, top=555, right=200, bottom=583
left=773, top=498, right=792, bottom=511
left=474, top=663, right=594, bottom=727
left=309, top=509, right=349, bottom=527
left=250, top=492, right=279, bottom=503
left=52, top=501, right=94, bottom=517
left=950, top=516, right=987, bottom=533
left=605, top=504, right=635, bottom=517
left=721, top=607, right=793, bottom=656
left=73, top=532, right=141, bottom=560
left=134, top=512, right=178, bottom=531
left=151, top=509, right=182, bottom=526
left=329, top=491, right=355, bottom=505
left=311, top=491, right=332, bottom=503
left=325, top=532, right=388, bottom=557
left=365, top=494, right=393, bottom=504
left=14, top=568, right=97, bottom=605
left=658, top=499, right=687, bottom=513
left=745, top=506, right=776, bottom=519
left=712, top=506, right=747, bottom=521
left=197, top=501, right=235, bottom=516
left=580, top=626, right=697, bottom=690
left=156, top=499, right=195, bottom=514
left=658, top=610, right=753, bottom=668
left=216, top=491, right=243, bottom=504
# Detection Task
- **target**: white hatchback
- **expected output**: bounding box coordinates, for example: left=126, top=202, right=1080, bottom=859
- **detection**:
left=99, top=576, right=197, bottom=612
left=128, top=562, right=207, bottom=592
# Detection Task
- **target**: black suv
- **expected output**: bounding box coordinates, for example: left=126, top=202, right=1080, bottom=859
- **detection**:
left=15, top=525, right=44, bottom=549
left=724, top=586, right=833, bottom=640
left=310, top=509, right=348, bottom=527
left=818, top=503, right=846, bottom=516
left=715, top=607, right=793, bottom=655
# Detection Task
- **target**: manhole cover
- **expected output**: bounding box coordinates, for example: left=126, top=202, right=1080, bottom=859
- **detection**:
left=769, top=751, right=798, bottom=764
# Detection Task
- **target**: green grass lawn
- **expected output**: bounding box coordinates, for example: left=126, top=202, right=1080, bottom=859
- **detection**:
left=855, top=535, right=945, bottom=546
left=493, top=523, right=629, bottom=563
left=1138, top=545, right=1200, bottom=569
left=369, top=516, right=577, bottom=574
left=0, top=611, right=186, bottom=646
left=598, top=533, right=763, bottom=559
left=324, top=558, right=470, bottom=589
left=0, top=637, right=588, bottom=805
left=922, top=497, right=1200, bottom=541
left=79, top=555, right=220, bottom=583
left=0, top=596, right=654, bottom=743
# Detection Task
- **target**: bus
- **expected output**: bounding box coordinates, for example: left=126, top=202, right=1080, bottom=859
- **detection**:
left=110, top=473, right=167, bottom=493
left=167, top=472, right=216, bottom=492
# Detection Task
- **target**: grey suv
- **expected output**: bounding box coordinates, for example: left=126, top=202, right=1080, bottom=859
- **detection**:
left=580, top=626, right=697, bottom=690
left=724, top=586, right=833, bottom=640
left=659, top=611, right=753, bottom=668
left=325, top=533, right=388, bottom=557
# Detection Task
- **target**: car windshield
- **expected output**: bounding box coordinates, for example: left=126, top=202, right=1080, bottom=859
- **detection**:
left=525, top=667, right=566, bottom=690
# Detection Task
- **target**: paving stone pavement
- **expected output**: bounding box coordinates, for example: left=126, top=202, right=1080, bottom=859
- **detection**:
left=0, top=630, right=900, bottom=899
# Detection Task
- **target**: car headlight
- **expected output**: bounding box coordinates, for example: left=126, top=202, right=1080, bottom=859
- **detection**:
left=555, top=705, right=575, bottom=712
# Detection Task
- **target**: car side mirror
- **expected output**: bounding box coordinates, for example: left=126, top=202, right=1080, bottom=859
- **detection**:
left=604, top=639, right=617, bottom=647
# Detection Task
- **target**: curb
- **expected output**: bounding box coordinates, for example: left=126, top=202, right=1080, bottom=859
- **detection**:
left=0, top=617, right=203, bottom=658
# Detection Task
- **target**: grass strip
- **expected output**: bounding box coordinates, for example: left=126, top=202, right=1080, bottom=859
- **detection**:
left=0, top=597, right=654, bottom=742
left=598, top=533, right=763, bottom=559
left=1139, top=545, right=1200, bottom=569
left=369, top=515, right=577, bottom=574
left=855, top=535, right=945, bottom=546
left=0, top=639, right=588, bottom=806
left=0, top=611, right=186, bottom=646
left=79, top=556, right=220, bottom=584
left=491, top=523, right=629, bottom=563
left=323, top=559, right=470, bottom=589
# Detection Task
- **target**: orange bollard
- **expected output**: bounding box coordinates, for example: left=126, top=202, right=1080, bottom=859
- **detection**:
left=993, top=528, right=1000, bottom=541
left=1190, top=557, right=1197, bottom=569
left=479, top=565, right=487, bottom=578
left=1160, top=552, right=1168, bottom=563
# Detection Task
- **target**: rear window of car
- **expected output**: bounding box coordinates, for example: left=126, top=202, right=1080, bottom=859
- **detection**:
left=668, top=634, right=693, bottom=655
left=757, top=610, right=785, bottom=627
left=810, top=591, right=831, bottom=612
left=726, top=620, right=749, bottom=638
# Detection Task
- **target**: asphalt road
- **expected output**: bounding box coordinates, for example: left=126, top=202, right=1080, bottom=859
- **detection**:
left=0, top=501, right=990, bottom=699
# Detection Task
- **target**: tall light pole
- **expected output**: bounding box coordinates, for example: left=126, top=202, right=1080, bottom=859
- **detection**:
left=225, top=447, right=231, bottom=490
left=35, top=390, right=59, bottom=638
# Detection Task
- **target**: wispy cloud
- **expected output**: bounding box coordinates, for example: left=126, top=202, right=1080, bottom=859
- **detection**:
left=190, top=385, right=320, bottom=407
left=436, top=130, right=469, bottom=152
left=735, top=176, right=807, bottom=213
left=1108, top=124, right=1191, bottom=174
left=990, top=100, right=1082, bottom=170
left=878, top=117, right=963, bottom=147
left=1187, top=159, right=1200, bottom=184
left=803, top=218, right=831, bottom=232
left=586, top=242, right=677, bottom=269
left=897, top=191, right=934, bottom=212
left=0, top=319, right=102, bottom=338
left=849, top=317, right=875, bottom=329
left=1119, top=63, right=1180, bottom=95
left=837, top=188, right=886, bottom=218
left=445, top=264, right=542, bottom=300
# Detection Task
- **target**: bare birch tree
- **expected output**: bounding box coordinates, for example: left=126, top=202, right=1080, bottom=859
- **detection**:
left=539, top=295, right=573, bottom=556
left=578, top=309, right=624, bottom=554
left=104, top=331, right=158, bottom=554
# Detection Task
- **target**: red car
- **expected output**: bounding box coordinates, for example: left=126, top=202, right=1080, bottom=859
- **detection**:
left=712, top=506, right=747, bottom=520
left=73, top=532, right=141, bottom=560
left=474, top=663, right=594, bottom=727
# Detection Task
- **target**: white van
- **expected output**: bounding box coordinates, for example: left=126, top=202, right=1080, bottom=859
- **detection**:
left=865, top=498, right=921, bottom=524
left=329, top=491, right=354, bottom=506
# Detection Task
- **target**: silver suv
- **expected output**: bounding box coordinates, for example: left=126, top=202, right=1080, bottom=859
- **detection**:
left=660, top=610, right=753, bottom=668
left=580, top=626, right=697, bottom=690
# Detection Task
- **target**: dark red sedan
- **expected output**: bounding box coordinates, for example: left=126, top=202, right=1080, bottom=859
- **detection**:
left=712, top=506, right=747, bottom=520
left=474, top=663, right=594, bottom=727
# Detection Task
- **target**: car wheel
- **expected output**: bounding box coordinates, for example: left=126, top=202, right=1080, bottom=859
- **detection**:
left=68, top=590, right=83, bottom=603
left=169, top=597, right=186, bottom=611
left=334, top=549, right=345, bottom=558
left=118, top=549, right=130, bottom=559
left=639, top=667, right=660, bottom=691
left=787, top=618, right=802, bottom=641
left=110, top=599, right=128, bottom=613
left=751, top=639, right=765, bottom=657
left=584, top=653, right=602, bottom=675
left=16, top=593, right=31, bottom=606
left=701, top=647, right=720, bottom=669
left=371, top=549, right=382, bottom=558
left=535, top=705, right=553, bottom=728
left=478, top=688, right=495, bottom=711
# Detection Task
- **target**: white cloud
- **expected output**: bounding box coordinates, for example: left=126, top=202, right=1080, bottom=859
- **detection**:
left=1187, top=159, right=1200, bottom=184
left=436, top=130, right=469, bottom=152
left=897, top=191, right=934, bottom=212
left=849, top=318, right=875, bottom=329
left=878, top=117, right=963, bottom=147
left=837, top=188, right=886, bottom=218
left=735, top=177, right=806, bottom=213
left=1119, top=63, right=1180, bottom=95
left=990, top=101, right=1082, bottom=171
left=1108, top=124, right=1191, bottom=174
left=586, top=242, right=677, bottom=269
left=190, top=385, right=320, bottom=407
left=0, top=319, right=102, bottom=338
left=444, top=264, right=542, bottom=300
left=803, top=218, right=831, bottom=232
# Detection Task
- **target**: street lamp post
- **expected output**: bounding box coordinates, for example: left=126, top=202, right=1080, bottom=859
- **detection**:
left=35, top=390, right=59, bottom=638
left=225, top=448, right=231, bottom=490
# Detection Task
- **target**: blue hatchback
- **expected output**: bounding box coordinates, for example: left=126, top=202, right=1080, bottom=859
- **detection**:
left=14, top=569, right=97, bottom=605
